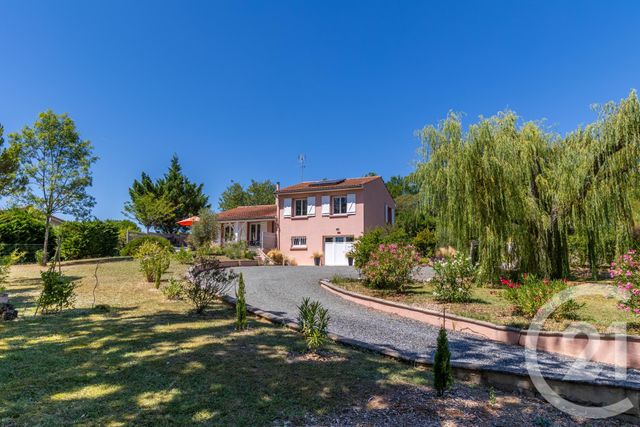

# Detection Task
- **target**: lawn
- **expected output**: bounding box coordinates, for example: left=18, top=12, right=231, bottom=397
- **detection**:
left=331, top=277, right=640, bottom=335
left=0, top=261, right=623, bottom=426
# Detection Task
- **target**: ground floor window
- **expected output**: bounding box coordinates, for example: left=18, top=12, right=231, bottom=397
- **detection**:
left=224, top=225, right=235, bottom=241
left=291, top=236, right=307, bottom=248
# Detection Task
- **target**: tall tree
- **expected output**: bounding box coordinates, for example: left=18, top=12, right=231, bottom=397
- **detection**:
left=218, top=179, right=275, bottom=211
left=0, top=124, right=23, bottom=197
left=415, top=91, right=640, bottom=280
left=11, top=111, right=97, bottom=264
left=123, top=193, right=174, bottom=234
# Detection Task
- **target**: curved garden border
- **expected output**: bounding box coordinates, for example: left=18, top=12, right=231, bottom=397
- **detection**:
left=319, top=280, right=640, bottom=370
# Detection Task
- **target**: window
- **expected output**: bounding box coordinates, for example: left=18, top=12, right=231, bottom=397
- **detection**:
left=223, top=225, right=235, bottom=242
left=291, top=236, right=307, bottom=248
left=332, top=196, right=347, bottom=214
left=294, top=199, right=308, bottom=216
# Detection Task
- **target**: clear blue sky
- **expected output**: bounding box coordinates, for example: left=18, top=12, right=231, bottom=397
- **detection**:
left=1, top=1, right=639, bottom=220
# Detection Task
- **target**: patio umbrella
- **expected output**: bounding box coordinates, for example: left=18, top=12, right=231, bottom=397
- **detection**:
left=177, top=216, right=200, bottom=227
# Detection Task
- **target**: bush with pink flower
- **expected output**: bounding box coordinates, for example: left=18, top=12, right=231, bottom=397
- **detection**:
left=609, top=250, right=640, bottom=316
left=360, top=243, right=420, bottom=291
left=500, top=274, right=581, bottom=319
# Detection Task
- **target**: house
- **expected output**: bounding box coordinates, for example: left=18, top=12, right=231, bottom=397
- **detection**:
left=216, top=176, right=396, bottom=266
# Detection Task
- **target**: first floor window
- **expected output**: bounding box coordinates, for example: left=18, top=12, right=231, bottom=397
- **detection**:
left=291, top=236, right=307, bottom=248
left=294, top=199, right=308, bottom=216
left=332, top=196, right=347, bottom=214
left=224, top=225, right=235, bottom=241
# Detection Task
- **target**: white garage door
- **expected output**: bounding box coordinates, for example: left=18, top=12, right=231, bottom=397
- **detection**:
left=324, top=236, right=354, bottom=266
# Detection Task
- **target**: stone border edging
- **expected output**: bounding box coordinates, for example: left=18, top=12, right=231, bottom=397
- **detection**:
left=320, top=280, right=640, bottom=370
left=220, top=293, right=640, bottom=419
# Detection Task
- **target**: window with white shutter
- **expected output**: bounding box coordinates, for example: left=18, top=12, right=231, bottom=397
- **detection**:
left=307, top=196, right=316, bottom=216
left=283, top=198, right=292, bottom=217
left=321, top=196, right=330, bottom=216
left=346, top=193, right=356, bottom=214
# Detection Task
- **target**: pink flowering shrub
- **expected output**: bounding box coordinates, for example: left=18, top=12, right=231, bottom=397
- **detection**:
left=501, top=274, right=581, bottom=319
left=609, top=250, right=640, bottom=315
left=361, top=243, right=419, bottom=291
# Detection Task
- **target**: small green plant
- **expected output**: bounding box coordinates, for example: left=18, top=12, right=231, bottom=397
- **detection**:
left=36, top=267, right=77, bottom=314
left=223, top=241, right=249, bottom=259
left=488, top=387, right=496, bottom=405
left=235, top=273, right=248, bottom=331
left=413, top=228, right=437, bottom=257
left=432, top=253, right=476, bottom=302
left=297, top=298, right=330, bottom=352
left=174, top=247, right=195, bottom=265
left=433, top=327, right=452, bottom=397
left=35, top=249, right=44, bottom=265
left=0, top=250, right=23, bottom=289
left=163, top=277, right=184, bottom=300
left=134, top=241, right=171, bottom=288
left=183, top=258, right=237, bottom=314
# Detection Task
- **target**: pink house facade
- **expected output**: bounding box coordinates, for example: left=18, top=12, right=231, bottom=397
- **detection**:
left=216, top=176, right=395, bottom=266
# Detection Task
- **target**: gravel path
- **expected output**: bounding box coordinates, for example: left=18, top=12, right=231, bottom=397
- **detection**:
left=230, top=266, right=640, bottom=390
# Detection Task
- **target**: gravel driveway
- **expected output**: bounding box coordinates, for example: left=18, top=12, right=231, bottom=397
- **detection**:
left=229, top=266, right=640, bottom=389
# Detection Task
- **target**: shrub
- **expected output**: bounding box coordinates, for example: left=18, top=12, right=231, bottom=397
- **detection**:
left=0, top=208, right=52, bottom=262
left=223, top=241, right=251, bottom=259
left=267, top=249, right=284, bottom=264
left=432, top=253, right=476, bottom=302
left=163, top=277, right=184, bottom=300
left=58, top=220, right=119, bottom=260
left=610, top=250, right=640, bottom=316
left=188, top=208, right=218, bottom=249
left=174, top=247, right=195, bottom=264
left=35, top=249, right=44, bottom=265
left=104, top=219, right=140, bottom=249
left=501, top=274, right=582, bottom=319
left=297, top=298, right=330, bottom=352
left=134, top=241, right=171, bottom=288
left=433, top=327, right=452, bottom=396
left=360, top=243, right=419, bottom=291
left=348, top=226, right=410, bottom=269
left=235, top=273, right=248, bottom=331
left=0, top=250, right=24, bottom=290
left=36, top=267, right=77, bottom=314
left=413, top=228, right=437, bottom=257
left=183, top=258, right=237, bottom=313
left=120, top=235, right=172, bottom=256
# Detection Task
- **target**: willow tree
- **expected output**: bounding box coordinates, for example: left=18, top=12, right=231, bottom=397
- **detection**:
left=415, top=91, right=640, bottom=280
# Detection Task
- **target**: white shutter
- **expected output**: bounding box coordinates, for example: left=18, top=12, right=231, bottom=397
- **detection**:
left=307, top=196, right=316, bottom=216
left=384, top=204, right=388, bottom=223
left=391, top=207, right=395, bottom=225
left=283, top=198, right=292, bottom=217
left=321, top=195, right=330, bottom=216
left=347, top=193, right=356, bottom=214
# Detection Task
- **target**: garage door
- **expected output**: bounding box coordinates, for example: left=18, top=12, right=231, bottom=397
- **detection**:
left=324, top=236, right=354, bottom=266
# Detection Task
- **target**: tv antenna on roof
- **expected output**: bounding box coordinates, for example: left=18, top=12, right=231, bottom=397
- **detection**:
left=298, top=154, right=306, bottom=181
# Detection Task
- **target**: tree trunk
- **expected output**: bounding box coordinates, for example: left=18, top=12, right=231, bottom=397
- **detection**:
left=42, top=216, right=51, bottom=266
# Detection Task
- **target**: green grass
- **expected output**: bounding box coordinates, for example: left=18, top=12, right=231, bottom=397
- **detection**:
left=335, top=280, right=640, bottom=334
left=0, top=261, right=430, bottom=426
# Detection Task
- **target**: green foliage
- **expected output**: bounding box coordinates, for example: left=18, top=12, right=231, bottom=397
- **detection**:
left=348, top=226, right=410, bottom=269
left=120, top=235, right=172, bottom=256
left=433, top=327, right=452, bottom=397
left=189, top=208, right=218, bottom=249
left=0, top=123, right=23, bottom=197
left=0, top=208, right=53, bottom=262
left=36, top=267, right=77, bottom=314
left=104, top=219, right=140, bottom=249
left=162, top=277, right=184, bottom=300
left=0, top=250, right=24, bottom=291
left=500, top=275, right=582, bottom=319
left=394, top=193, right=434, bottom=238
left=413, top=228, right=437, bottom=257
left=360, top=243, right=419, bottom=291
left=35, top=249, right=44, bottom=265
left=386, top=175, right=419, bottom=199
left=183, top=258, right=237, bottom=314
left=218, top=179, right=276, bottom=211
left=12, top=110, right=97, bottom=264
left=432, top=253, right=476, bottom=303
left=235, top=273, right=248, bottom=331
left=134, top=241, right=171, bottom=288
left=123, top=193, right=175, bottom=234
left=609, top=250, right=640, bottom=315
left=174, top=247, right=195, bottom=264
left=223, top=241, right=253, bottom=259
left=415, top=92, right=640, bottom=280
left=297, top=298, right=330, bottom=353
left=58, top=221, right=119, bottom=260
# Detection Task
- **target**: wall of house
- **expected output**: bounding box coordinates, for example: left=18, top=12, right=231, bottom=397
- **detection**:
left=277, top=189, right=365, bottom=265
left=363, top=178, right=396, bottom=230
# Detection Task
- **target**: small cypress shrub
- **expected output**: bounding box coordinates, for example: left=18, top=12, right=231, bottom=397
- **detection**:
left=235, top=273, right=247, bottom=331
left=433, top=327, right=452, bottom=396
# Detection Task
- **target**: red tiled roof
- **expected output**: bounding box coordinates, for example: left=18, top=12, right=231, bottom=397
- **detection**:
left=217, top=204, right=276, bottom=221
left=277, top=176, right=380, bottom=194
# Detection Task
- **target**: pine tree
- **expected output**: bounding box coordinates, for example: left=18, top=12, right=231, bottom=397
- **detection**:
left=235, top=273, right=247, bottom=331
left=433, top=327, right=452, bottom=396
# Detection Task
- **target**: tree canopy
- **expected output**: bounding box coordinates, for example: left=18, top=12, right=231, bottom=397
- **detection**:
left=11, top=110, right=97, bottom=264
left=0, top=124, right=23, bottom=197
left=415, top=91, right=640, bottom=280
left=218, top=179, right=276, bottom=211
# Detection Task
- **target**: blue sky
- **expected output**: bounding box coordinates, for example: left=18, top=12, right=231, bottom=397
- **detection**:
left=1, top=1, right=639, bottom=220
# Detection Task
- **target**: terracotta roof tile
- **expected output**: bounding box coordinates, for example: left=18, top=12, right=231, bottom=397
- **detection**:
left=277, top=176, right=380, bottom=194
left=217, top=204, right=276, bottom=221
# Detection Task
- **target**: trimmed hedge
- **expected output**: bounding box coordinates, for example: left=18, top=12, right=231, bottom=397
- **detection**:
left=58, top=221, right=119, bottom=260
left=120, top=235, right=172, bottom=256
left=0, top=208, right=52, bottom=262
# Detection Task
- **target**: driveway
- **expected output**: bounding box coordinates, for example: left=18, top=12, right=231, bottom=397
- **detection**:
left=230, top=266, right=640, bottom=389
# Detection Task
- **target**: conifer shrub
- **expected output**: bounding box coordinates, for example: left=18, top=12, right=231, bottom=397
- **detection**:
left=433, top=327, right=452, bottom=396
left=235, top=273, right=248, bottom=331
